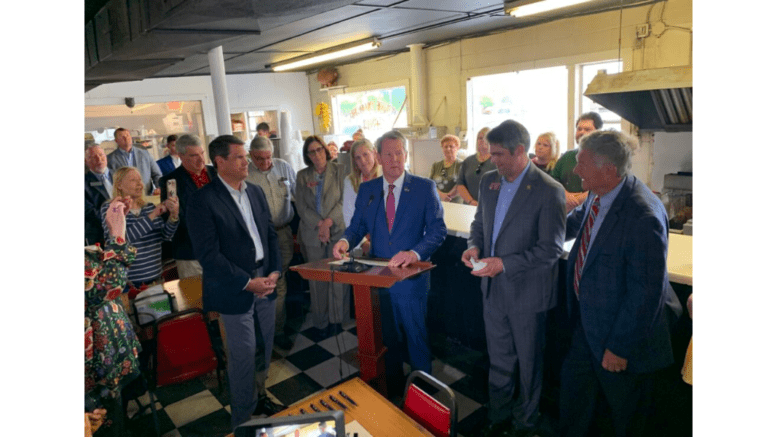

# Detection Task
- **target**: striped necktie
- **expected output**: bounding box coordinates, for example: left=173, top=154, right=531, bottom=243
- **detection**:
left=573, top=196, right=600, bottom=298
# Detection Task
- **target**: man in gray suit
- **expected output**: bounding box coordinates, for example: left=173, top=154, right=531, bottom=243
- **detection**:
left=462, top=119, right=566, bottom=437
left=107, top=127, right=162, bottom=195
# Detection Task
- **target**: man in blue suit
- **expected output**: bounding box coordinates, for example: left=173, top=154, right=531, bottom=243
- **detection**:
left=462, top=120, right=566, bottom=436
left=85, top=145, right=113, bottom=246
left=559, top=130, right=680, bottom=437
left=156, top=134, right=180, bottom=176
left=333, top=130, right=447, bottom=388
left=187, top=135, right=284, bottom=431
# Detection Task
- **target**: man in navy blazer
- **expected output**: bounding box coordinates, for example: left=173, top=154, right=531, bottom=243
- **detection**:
left=333, top=130, right=447, bottom=386
left=85, top=145, right=113, bottom=246
left=160, top=134, right=217, bottom=279
left=462, top=120, right=566, bottom=435
left=559, top=130, right=681, bottom=437
left=187, top=135, right=284, bottom=430
left=156, top=134, right=180, bottom=176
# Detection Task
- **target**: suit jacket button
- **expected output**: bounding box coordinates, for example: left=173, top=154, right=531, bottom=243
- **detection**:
left=388, top=242, right=392, bottom=246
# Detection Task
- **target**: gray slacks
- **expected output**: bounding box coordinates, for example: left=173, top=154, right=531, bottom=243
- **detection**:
left=483, top=292, right=547, bottom=429
left=274, top=225, right=295, bottom=332
left=220, top=294, right=275, bottom=431
left=302, top=233, right=350, bottom=330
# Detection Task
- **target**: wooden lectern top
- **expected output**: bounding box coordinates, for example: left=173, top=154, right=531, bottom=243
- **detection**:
left=290, top=258, right=435, bottom=289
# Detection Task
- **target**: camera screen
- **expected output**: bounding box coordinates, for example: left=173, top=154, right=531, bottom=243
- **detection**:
left=254, top=419, right=337, bottom=436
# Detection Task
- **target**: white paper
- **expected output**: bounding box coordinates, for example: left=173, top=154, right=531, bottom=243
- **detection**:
left=470, top=257, right=487, bottom=271
left=345, top=420, right=373, bottom=437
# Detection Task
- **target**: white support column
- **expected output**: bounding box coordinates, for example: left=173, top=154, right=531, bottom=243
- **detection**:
left=566, top=64, right=578, bottom=151
left=408, top=43, right=428, bottom=126
left=208, top=46, right=232, bottom=136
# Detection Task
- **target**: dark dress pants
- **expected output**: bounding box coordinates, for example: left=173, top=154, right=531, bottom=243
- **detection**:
left=559, top=321, right=657, bottom=437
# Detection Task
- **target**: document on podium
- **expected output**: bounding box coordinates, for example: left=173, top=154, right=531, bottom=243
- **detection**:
left=328, top=258, right=390, bottom=267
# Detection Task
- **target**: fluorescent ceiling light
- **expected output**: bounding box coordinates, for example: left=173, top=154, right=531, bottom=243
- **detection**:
left=505, top=0, right=595, bottom=18
left=270, top=38, right=381, bottom=72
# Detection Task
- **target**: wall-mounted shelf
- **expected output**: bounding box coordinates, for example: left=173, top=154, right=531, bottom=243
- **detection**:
left=320, top=85, right=346, bottom=92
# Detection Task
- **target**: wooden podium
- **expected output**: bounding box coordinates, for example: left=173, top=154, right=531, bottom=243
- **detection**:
left=290, top=258, right=434, bottom=396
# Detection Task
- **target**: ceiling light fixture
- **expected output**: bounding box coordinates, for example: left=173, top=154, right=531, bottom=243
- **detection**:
left=268, top=38, right=381, bottom=72
left=505, top=0, right=596, bottom=18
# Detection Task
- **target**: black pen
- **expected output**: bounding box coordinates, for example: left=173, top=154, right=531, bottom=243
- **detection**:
left=329, top=394, right=348, bottom=410
left=339, top=390, right=358, bottom=406
left=320, top=399, right=335, bottom=411
left=309, top=403, right=321, bottom=412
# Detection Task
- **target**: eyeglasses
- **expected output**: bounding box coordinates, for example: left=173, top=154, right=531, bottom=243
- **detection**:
left=475, top=161, right=486, bottom=174
left=307, top=146, right=326, bottom=157
left=441, top=168, right=448, bottom=178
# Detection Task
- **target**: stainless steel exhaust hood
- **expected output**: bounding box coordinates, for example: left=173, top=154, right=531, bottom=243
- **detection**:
left=584, top=65, right=692, bottom=132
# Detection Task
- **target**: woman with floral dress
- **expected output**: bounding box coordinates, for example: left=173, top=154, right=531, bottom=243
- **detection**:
left=85, top=197, right=141, bottom=436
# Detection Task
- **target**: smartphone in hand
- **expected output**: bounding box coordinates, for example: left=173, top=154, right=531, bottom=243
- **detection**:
left=166, top=179, right=177, bottom=199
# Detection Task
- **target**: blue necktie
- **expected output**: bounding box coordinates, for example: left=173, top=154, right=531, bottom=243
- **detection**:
left=102, top=172, right=113, bottom=194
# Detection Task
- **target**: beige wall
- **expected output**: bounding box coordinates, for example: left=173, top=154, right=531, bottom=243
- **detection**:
left=307, top=0, right=692, bottom=189
left=308, top=0, right=692, bottom=137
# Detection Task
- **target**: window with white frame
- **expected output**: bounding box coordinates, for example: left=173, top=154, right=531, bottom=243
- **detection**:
left=331, top=86, right=408, bottom=143
left=468, top=67, right=568, bottom=153
left=467, top=59, right=622, bottom=153
left=579, top=60, right=622, bottom=132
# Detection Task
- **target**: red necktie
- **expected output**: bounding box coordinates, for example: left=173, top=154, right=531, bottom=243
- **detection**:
left=386, top=184, right=396, bottom=232
left=573, top=196, right=600, bottom=298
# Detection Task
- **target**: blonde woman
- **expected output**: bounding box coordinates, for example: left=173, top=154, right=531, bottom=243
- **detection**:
left=531, top=132, right=561, bottom=173
left=456, top=127, right=496, bottom=206
left=100, top=166, right=179, bottom=288
left=343, top=139, right=382, bottom=227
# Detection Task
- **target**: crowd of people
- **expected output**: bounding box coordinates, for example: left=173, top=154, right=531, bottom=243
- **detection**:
left=84, top=113, right=684, bottom=437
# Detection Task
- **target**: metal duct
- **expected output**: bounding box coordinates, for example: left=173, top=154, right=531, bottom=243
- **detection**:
left=585, top=66, right=692, bottom=132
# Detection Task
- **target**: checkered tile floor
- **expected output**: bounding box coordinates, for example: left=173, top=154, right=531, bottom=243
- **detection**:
left=123, top=313, right=497, bottom=437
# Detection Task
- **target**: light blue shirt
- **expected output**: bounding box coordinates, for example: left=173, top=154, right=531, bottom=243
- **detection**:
left=115, top=147, right=135, bottom=167
left=491, top=163, right=531, bottom=256
left=585, top=176, right=627, bottom=252
left=315, top=171, right=325, bottom=216
left=218, top=175, right=264, bottom=263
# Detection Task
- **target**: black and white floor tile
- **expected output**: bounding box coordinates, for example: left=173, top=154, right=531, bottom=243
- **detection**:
left=123, top=314, right=498, bottom=437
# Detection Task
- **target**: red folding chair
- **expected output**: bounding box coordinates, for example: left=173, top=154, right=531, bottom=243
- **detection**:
left=143, top=308, right=222, bottom=436
left=153, top=308, right=221, bottom=387
left=402, top=370, right=458, bottom=437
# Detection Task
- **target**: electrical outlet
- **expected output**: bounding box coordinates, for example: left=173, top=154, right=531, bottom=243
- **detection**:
left=636, top=23, right=650, bottom=38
